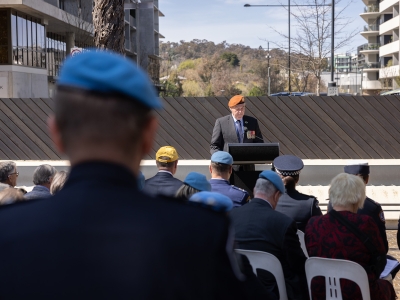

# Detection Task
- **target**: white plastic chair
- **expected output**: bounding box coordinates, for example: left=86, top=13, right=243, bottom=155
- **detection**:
left=296, top=230, right=309, bottom=258
left=305, top=257, right=371, bottom=300
left=235, top=249, right=288, bottom=300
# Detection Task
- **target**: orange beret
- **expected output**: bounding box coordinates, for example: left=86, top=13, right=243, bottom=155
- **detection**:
left=228, top=95, right=245, bottom=107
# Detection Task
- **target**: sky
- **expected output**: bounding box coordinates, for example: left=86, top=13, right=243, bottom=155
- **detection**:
left=159, top=0, right=367, bottom=55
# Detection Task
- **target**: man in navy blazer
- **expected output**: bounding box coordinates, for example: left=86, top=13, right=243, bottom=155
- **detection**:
left=210, top=95, right=263, bottom=171
left=144, top=146, right=183, bottom=197
left=0, top=51, right=249, bottom=299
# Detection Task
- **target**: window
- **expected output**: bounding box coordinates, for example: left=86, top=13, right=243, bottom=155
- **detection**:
left=46, top=33, right=66, bottom=77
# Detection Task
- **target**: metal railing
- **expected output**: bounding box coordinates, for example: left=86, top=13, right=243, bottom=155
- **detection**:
left=364, top=5, right=379, bottom=12
left=360, top=43, right=381, bottom=50
left=363, top=24, right=379, bottom=31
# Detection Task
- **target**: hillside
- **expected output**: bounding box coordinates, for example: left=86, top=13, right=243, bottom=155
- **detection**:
left=159, top=39, right=327, bottom=97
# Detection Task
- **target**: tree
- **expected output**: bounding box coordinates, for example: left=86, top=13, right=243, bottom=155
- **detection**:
left=269, top=0, right=358, bottom=95
left=93, top=0, right=125, bottom=53
left=248, top=86, right=264, bottom=96
left=220, top=52, right=240, bottom=67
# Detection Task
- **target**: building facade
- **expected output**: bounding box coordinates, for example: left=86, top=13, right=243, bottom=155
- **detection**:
left=359, top=0, right=400, bottom=94
left=0, top=0, right=164, bottom=98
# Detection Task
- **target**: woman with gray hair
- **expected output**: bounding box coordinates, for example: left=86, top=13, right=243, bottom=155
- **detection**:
left=50, top=171, right=68, bottom=195
left=305, top=173, right=395, bottom=300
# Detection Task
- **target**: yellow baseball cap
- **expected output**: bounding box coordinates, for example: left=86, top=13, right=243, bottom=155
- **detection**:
left=156, top=146, right=179, bottom=163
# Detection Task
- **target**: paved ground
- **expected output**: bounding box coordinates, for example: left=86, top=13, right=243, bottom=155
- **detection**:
left=387, top=230, right=400, bottom=296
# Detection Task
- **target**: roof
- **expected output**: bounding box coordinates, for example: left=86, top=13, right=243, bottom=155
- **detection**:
left=1, top=96, right=400, bottom=160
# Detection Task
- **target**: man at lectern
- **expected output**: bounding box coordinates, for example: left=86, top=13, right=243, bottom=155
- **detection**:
left=210, top=95, right=264, bottom=171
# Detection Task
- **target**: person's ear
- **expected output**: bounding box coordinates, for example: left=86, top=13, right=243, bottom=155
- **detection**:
left=365, top=175, right=369, bottom=185
left=48, top=115, right=65, bottom=154
left=141, top=115, right=158, bottom=157
left=228, top=166, right=233, bottom=175
left=209, top=164, right=212, bottom=174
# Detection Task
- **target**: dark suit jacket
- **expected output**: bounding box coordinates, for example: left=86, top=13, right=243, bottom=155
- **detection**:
left=143, top=171, right=183, bottom=197
left=0, top=162, right=247, bottom=299
left=210, top=114, right=264, bottom=154
left=230, top=198, right=308, bottom=300
left=275, top=188, right=322, bottom=232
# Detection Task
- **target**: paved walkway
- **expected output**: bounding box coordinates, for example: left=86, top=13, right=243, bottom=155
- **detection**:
left=387, top=230, right=400, bottom=296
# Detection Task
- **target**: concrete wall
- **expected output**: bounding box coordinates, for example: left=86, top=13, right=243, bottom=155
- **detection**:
left=0, top=66, right=48, bottom=98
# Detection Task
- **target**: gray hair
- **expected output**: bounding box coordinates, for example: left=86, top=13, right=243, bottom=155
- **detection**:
left=254, top=178, right=278, bottom=198
left=50, top=171, right=68, bottom=195
left=0, top=161, right=16, bottom=183
left=329, top=173, right=366, bottom=209
left=33, top=164, right=57, bottom=185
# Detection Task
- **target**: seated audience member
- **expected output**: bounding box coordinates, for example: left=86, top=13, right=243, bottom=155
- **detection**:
left=329, top=161, right=389, bottom=253
left=175, top=172, right=211, bottom=199
left=306, top=173, right=395, bottom=300
left=25, top=164, right=57, bottom=200
left=0, top=50, right=248, bottom=299
left=0, top=161, right=18, bottom=191
left=144, top=146, right=183, bottom=197
left=230, top=171, right=309, bottom=300
left=189, top=191, right=233, bottom=212
left=0, top=188, right=25, bottom=205
left=209, top=151, right=249, bottom=207
left=50, top=170, right=68, bottom=195
left=273, top=155, right=322, bottom=232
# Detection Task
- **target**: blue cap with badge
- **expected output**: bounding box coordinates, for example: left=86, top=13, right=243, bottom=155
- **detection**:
left=184, top=172, right=211, bottom=192
left=259, top=170, right=285, bottom=194
left=211, top=151, right=233, bottom=165
left=189, top=191, right=233, bottom=212
left=57, top=50, right=162, bottom=109
left=344, top=160, right=370, bottom=175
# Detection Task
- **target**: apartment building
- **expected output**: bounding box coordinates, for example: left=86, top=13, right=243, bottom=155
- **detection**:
left=359, top=0, right=400, bottom=94
left=0, top=0, right=164, bottom=98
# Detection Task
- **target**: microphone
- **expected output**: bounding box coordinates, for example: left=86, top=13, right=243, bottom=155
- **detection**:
left=243, top=127, right=264, bottom=142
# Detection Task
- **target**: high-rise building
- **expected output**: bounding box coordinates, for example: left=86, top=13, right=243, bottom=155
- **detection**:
left=0, top=0, right=164, bottom=98
left=359, top=0, right=400, bottom=94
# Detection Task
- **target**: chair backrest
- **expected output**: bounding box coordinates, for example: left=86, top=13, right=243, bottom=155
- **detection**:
left=305, top=257, right=371, bottom=300
left=296, top=230, right=309, bottom=258
left=235, top=249, right=288, bottom=300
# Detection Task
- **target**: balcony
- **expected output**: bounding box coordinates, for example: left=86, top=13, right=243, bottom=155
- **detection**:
left=380, top=0, right=398, bottom=13
left=380, top=40, right=399, bottom=56
left=359, top=43, right=380, bottom=53
left=380, top=15, right=399, bottom=35
left=361, top=24, right=380, bottom=37
left=362, top=80, right=382, bottom=89
left=360, top=5, right=380, bottom=21
left=360, top=62, right=380, bottom=71
left=129, top=15, right=136, bottom=28
left=380, top=65, right=400, bottom=77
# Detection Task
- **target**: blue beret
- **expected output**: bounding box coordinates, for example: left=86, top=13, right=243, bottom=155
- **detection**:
left=259, top=170, right=285, bottom=193
left=273, top=155, right=304, bottom=176
left=57, top=50, right=162, bottom=109
left=137, top=171, right=145, bottom=191
left=189, top=191, right=233, bottom=212
left=184, top=172, right=211, bottom=192
left=211, top=151, right=233, bottom=165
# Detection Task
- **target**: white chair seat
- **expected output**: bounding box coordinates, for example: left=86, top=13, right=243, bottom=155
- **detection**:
left=235, top=249, right=288, bottom=300
left=305, top=257, right=371, bottom=300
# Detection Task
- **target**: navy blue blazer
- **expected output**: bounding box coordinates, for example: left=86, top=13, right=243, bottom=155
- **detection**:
left=209, top=179, right=249, bottom=207
left=143, top=171, right=183, bottom=197
left=0, top=162, right=247, bottom=299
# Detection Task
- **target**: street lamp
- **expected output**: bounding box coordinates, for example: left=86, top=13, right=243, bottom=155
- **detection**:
left=244, top=2, right=334, bottom=92
left=259, top=43, right=271, bottom=96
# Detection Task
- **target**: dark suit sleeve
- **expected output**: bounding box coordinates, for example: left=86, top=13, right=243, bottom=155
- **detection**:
left=254, top=120, right=264, bottom=143
left=210, top=118, right=224, bottom=154
left=283, top=221, right=307, bottom=276
left=311, top=199, right=323, bottom=217
left=397, top=219, right=400, bottom=250
left=371, top=206, right=388, bottom=253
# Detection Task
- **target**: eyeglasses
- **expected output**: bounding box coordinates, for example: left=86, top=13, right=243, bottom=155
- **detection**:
left=8, top=172, right=19, bottom=177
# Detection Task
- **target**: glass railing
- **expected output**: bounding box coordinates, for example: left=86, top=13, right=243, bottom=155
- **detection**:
left=130, top=16, right=136, bottom=27
left=364, top=5, right=379, bottom=12
left=125, top=10, right=129, bottom=22
left=363, top=24, right=379, bottom=31
left=360, top=43, right=381, bottom=50
left=361, top=62, right=380, bottom=68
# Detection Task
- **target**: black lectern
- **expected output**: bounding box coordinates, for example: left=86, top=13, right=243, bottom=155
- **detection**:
left=227, top=143, right=280, bottom=197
